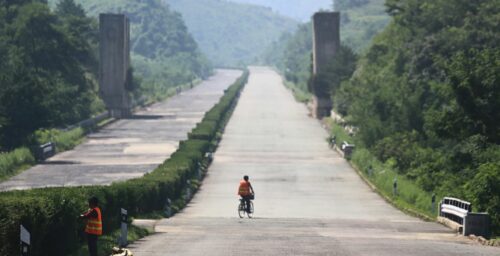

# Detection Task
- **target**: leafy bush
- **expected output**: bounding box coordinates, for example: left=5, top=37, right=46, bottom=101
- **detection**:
left=31, top=128, right=85, bottom=153
left=0, top=71, right=248, bottom=255
left=0, top=148, right=35, bottom=180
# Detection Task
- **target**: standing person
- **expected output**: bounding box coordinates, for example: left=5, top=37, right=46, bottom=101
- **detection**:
left=238, top=175, right=255, bottom=213
left=80, top=196, right=102, bottom=256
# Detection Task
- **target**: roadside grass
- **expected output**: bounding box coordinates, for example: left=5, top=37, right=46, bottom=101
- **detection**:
left=327, top=119, right=436, bottom=220
left=35, top=127, right=86, bottom=153
left=69, top=225, right=149, bottom=256
left=0, top=71, right=249, bottom=255
left=0, top=148, right=35, bottom=181
left=0, top=79, right=202, bottom=183
left=324, top=118, right=353, bottom=147
left=283, top=81, right=311, bottom=103
left=141, top=78, right=202, bottom=105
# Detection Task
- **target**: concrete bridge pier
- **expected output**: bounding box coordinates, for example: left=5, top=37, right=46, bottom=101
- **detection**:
left=99, top=14, right=132, bottom=118
left=311, top=12, right=340, bottom=119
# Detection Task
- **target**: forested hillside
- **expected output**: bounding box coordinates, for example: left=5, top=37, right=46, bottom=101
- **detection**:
left=49, top=0, right=212, bottom=99
left=336, top=0, right=389, bottom=51
left=0, top=0, right=102, bottom=148
left=164, top=0, right=298, bottom=67
left=278, top=0, right=500, bottom=234
left=264, top=0, right=388, bottom=89
left=337, top=1, right=500, bottom=232
left=1, top=0, right=211, bottom=150
left=229, top=0, right=332, bottom=21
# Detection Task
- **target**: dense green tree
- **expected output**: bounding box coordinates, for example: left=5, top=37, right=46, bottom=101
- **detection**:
left=335, top=0, right=369, bottom=10
left=51, top=0, right=214, bottom=96
left=335, top=0, right=500, bottom=232
left=55, top=0, right=98, bottom=73
left=272, top=0, right=500, bottom=233
left=0, top=0, right=99, bottom=148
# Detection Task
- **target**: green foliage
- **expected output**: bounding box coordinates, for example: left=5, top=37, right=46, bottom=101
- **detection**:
left=230, top=0, right=332, bottom=21
left=335, top=0, right=369, bottom=11
left=31, top=127, right=85, bottom=152
left=466, top=162, right=500, bottom=233
left=329, top=0, right=500, bottom=234
left=265, top=0, right=388, bottom=96
left=0, top=71, right=248, bottom=255
left=165, top=0, right=298, bottom=67
left=69, top=225, right=149, bottom=256
left=276, top=0, right=500, bottom=234
left=331, top=121, right=436, bottom=218
left=48, top=0, right=213, bottom=103
left=0, top=0, right=100, bottom=149
left=311, top=45, right=357, bottom=99
left=0, top=148, right=35, bottom=181
left=338, top=0, right=389, bottom=51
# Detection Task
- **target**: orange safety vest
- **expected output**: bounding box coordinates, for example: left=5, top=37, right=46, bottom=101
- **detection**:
left=85, top=207, right=102, bottom=236
left=238, top=180, right=251, bottom=196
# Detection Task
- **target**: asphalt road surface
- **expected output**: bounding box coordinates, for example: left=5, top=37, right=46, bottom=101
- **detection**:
left=130, top=67, right=499, bottom=256
left=0, top=70, right=242, bottom=191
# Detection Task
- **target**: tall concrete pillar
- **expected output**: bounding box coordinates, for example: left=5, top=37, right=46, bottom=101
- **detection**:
left=99, top=14, right=131, bottom=118
left=311, top=12, right=340, bottom=119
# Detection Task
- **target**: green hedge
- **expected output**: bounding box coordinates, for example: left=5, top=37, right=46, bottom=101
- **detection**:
left=0, top=70, right=248, bottom=255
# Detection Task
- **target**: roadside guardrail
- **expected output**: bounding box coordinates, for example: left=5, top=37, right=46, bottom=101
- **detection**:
left=35, top=142, right=56, bottom=161
left=438, top=197, right=491, bottom=238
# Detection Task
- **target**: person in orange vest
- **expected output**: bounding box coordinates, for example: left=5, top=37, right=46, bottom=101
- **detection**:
left=79, top=196, right=103, bottom=256
left=238, top=175, right=255, bottom=213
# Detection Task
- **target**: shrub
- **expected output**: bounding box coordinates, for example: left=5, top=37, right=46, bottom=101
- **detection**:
left=0, top=148, right=35, bottom=180
left=0, top=70, right=248, bottom=255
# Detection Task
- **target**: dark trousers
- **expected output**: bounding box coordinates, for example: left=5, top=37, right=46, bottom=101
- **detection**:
left=87, top=233, right=98, bottom=256
left=242, top=195, right=252, bottom=213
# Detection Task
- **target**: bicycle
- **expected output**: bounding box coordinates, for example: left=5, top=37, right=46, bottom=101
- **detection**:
left=238, top=196, right=254, bottom=218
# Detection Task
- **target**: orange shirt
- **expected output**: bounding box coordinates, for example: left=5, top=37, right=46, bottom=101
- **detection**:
left=238, top=180, right=251, bottom=196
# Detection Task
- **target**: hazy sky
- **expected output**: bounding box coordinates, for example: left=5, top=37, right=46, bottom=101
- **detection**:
left=229, top=0, right=333, bottom=21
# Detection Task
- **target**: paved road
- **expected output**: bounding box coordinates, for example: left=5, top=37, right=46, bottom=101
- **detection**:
left=0, top=70, right=242, bottom=191
left=131, top=67, right=499, bottom=256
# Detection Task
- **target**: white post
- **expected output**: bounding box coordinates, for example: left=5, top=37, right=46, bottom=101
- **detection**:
left=20, top=225, right=30, bottom=256
left=119, top=208, right=128, bottom=247
left=185, top=180, right=191, bottom=201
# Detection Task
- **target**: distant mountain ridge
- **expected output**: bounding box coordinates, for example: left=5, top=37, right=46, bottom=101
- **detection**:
left=48, top=0, right=212, bottom=80
left=229, top=0, right=333, bottom=21
left=164, top=0, right=298, bottom=67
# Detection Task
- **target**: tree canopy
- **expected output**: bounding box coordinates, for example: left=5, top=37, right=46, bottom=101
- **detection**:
left=0, top=0, right=101, bottom=148
left=272, top=0, right=500, bottom=234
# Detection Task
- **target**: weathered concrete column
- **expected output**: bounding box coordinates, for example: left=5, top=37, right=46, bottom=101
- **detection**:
left=99, top=14, right=131, bottom=118
left=311, top=12, right=340, bottom=119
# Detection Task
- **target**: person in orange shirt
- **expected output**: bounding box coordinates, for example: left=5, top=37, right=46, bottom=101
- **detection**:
left=79, top=196, right=102, bottom=256
left=238, top=175, right=255, bottom=213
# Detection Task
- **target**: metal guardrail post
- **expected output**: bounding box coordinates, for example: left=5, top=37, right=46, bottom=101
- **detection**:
left=36, top=142, right=56, bottom=161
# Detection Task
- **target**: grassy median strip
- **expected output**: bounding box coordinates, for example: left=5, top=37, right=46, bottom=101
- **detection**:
left=0, top=71, right=248, bottom=256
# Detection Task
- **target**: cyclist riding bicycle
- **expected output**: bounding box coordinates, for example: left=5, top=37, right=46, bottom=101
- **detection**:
left=238, top=175, right=255, bottom=213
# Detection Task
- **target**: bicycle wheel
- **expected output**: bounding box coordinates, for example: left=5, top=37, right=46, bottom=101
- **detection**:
left=247, top=201, right=254, bottom=218
left=238, top=201, right=245, bottom=218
